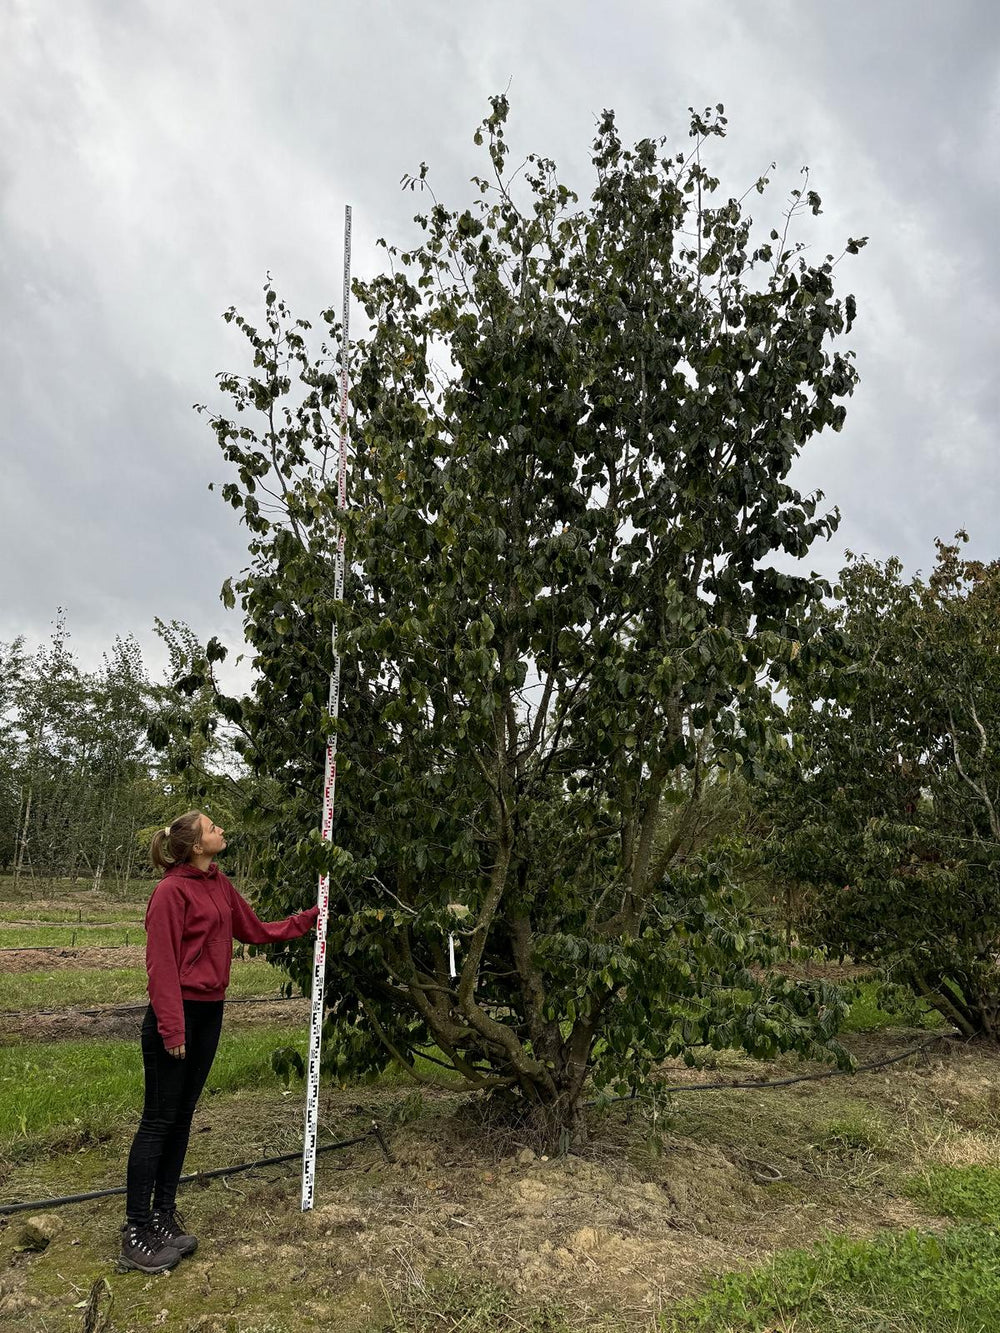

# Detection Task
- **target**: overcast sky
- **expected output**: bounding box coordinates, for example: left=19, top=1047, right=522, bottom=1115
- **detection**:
left=2, top=0, right=997, bottom=686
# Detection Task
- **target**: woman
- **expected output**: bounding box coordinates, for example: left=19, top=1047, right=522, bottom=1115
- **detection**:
left=120, top=810, right=318, bottom=1273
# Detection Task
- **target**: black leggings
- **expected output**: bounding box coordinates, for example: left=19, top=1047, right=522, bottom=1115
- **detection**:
left=125, top=1000, right=224, bottom=1224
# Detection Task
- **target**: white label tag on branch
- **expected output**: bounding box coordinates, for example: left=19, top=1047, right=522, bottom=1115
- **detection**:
left=448, top=932, right=457, bottom=979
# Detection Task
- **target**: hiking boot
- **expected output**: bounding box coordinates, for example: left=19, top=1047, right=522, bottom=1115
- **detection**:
left=118, top=1221, right=183, bottom=1274
left=149, top=1208, right=198, bottom=1257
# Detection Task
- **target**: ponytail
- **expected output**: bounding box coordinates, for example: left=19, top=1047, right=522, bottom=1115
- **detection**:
left=150, top=810, right=203, bottom=870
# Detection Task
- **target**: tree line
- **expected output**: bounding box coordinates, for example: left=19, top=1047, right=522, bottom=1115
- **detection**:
left=0, top=616, right=249, bottom=890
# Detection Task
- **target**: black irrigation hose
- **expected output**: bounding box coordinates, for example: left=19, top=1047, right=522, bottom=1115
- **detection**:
left=0, top=1123, right=395, bottom=1218
left=589, top=1031, right=957, bottom=1107
left=0, top=994, right=304, bottom=1019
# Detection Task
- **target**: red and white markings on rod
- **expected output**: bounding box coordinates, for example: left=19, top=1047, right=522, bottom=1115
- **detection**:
left=302, top=204, right=353, bottom=1212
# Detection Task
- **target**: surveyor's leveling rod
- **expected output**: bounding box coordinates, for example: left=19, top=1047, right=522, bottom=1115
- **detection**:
left=302, top=203, right=352, bottom=1212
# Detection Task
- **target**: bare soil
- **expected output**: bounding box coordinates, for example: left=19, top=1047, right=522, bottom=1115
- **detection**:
left=772, top=958, right=872, bottom=982
left=0, top=995, right=309, bottom=1043
left=0, top=945, right=146, bottom=972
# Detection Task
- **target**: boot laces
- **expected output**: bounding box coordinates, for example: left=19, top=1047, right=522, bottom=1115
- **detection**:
left=151, top=1208, right=186, bottom=1240
left=124, top=1223, right=158, bottom=1256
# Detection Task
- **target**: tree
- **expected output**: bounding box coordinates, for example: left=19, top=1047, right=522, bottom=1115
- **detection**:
left=2, top=617, right=168, bottom=888
left=86, top=635, right=158, bottom=891
left=195, top=100, right=863, bottom=1144
left=147, top=618, right=280, bottom=886
left=10, top=613, right=88, bottom=880
left=0, top=636, right=27, bottom=871
left=763, top=535, right=1000, bottom=1039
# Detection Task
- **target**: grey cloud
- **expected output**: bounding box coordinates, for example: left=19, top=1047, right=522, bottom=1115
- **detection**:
left=1, top=0, right=997, bottom=676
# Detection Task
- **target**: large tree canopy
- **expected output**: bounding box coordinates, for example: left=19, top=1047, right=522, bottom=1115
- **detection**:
left=188, top=100, right=863, bottom=1143
left=763, top=535, right=1000, bottom=1039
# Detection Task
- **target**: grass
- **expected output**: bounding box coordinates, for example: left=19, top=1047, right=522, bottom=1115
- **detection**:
left=905, top=1164, right=1000, bottom=1223
left=0, top=922, right=142, bottom=948
left=0, top=1023, right=309, bottom=1147
left=2, top=1026, right=1000, bottom=1332
left=841, top=980, right=945, bottom=1033
left=0, top=873, right=153, bottom=903
left=818, top=1109, right=894, bottom=1156
left=0, top=958, right=296, bottom=1012
left=664, top=1226, right=1000, bottom=1332
left=637, top=1078, right=901, bottom=1176
left=0, top=1080, right=400, bottom=1331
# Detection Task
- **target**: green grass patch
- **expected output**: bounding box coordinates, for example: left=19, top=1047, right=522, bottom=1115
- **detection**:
left=0, top=1023, right=309, bottom=1146
left=0, top=874, right=153, bottom=902
left=665, top=1225, right=1000, bottom=1332
left=0, top=958, right=294, bottom=1011
left=905, top=1165, right=1000, bottom=1223
left=818, top=1109, right=894, bottom=1156
left=0, top=922, right=141, bottom=947
left=642, top=1081, right=898, bottom=1175
left=842, top=980, right=945, bottom=1033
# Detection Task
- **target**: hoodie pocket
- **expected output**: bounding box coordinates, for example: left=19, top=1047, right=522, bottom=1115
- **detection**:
left=180, top=947, right=203, bottom=977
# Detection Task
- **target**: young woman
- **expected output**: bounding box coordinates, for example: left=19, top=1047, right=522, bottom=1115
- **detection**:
left=120, top=810, right=319, bottom=1274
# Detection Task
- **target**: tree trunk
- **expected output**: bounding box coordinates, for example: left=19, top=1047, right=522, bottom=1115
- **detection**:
left=14, top=785, right=31, bottom=882
left=912, top=970, right=978, bottom=1038
left=119, top=813, right=137, bottom=895
left=525, top=1085, right=590, bottom=1155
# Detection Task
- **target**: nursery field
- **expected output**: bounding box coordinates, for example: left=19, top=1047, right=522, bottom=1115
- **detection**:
left=4, top=884, right=1000, bottom=1332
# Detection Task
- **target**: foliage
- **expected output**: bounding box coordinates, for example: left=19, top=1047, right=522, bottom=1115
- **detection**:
left=270, top=1044, right=305, bottom=1087
left=763, top=535, right=1000, bottom=1038
left=0, top=613, right=270, bottom=889
left=0, top=635, right=27, bottom=867
left=190, top=98, right=863, bottom=1142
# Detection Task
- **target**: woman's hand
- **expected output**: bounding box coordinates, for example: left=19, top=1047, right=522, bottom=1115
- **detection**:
left=167, top=1044, right=186, bottom=1059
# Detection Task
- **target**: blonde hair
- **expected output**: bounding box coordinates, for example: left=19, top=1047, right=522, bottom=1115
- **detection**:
left=150, top=811, right=204, bottom=870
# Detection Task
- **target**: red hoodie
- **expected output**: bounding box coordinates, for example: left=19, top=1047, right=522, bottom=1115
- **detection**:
left=145, top=861, right=319, bottom=1048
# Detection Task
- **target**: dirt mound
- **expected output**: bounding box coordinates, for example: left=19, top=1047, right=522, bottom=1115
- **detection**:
left=219, top=1108, right=924, bottom=1325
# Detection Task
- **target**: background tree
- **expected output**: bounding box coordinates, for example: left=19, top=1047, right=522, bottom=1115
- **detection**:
left=0, top=636, right=27, bottom=871
left=195, top=100, right=863, bottom=1144
left=763, top=534, right=1000, bottom=1039
left=2, top=617, right=171, bottom=889
left=147, top=618, right=281, bottom=886
left=74, top=635, right=153, bottom=890
left=10, top=613, right=88, bottom=880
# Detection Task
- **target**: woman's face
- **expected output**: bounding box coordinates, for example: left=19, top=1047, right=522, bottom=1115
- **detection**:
left=195, top=814, right=227, bottom=857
